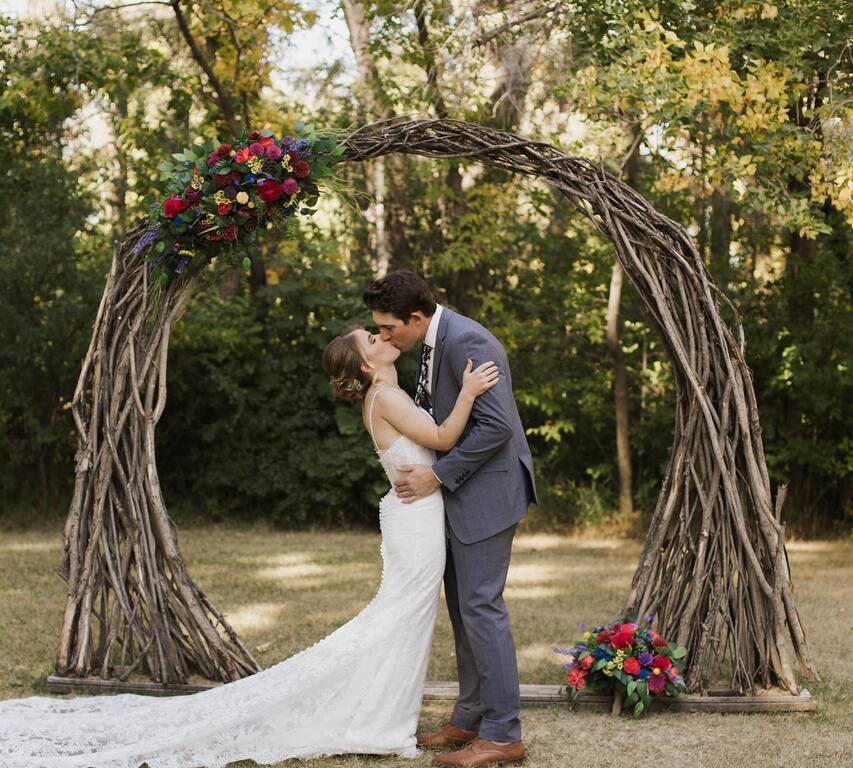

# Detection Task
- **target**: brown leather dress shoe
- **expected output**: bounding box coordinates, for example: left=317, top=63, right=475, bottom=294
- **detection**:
left=416, top=722, right=479, bottom=749
left=432, top=737, right=525, bottom=767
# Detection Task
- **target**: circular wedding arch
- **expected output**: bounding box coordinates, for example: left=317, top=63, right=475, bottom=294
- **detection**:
left=56, top=117, right=818, bottom=696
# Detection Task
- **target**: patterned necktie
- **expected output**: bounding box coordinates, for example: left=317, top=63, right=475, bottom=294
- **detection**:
left=414, top=342, right=432, bottom=410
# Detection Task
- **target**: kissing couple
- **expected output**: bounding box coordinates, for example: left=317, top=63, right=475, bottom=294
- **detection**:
left=0, top=271, right=537, bottom=768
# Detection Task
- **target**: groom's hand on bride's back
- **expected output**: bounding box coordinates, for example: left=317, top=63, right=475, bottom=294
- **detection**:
left=393, top=464, right=441, bottom=503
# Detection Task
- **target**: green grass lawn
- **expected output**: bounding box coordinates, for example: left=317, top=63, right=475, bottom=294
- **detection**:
left=1, top=521, right=851, bottom=767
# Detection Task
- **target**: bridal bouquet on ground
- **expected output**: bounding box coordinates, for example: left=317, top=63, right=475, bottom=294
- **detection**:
left=553, top=616, right=688, bottom=717
left=136, top=123, right=344, bottom=283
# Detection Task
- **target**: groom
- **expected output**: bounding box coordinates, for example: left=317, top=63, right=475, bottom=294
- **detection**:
left=364, top=271, right=537, bottom=767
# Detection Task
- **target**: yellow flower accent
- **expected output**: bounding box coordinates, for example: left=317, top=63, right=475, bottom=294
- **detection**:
left=178, top=249, right=194, bottom=258
left=247, top=201, right=255, bottom=209
left=566, top=656, right=575, bottom=665
left=652, top=668, right=661, bottom=675
left=248, top=155, right=264, bottom=173
left=236, top=191, right=249, bottom=205
left=190, top=173, right=203, bottom=190
left=583, top=631, right=592, bottom=641
left=281, top=156, right=293, bottom=172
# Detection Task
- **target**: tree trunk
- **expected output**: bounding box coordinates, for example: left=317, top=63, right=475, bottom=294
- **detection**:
left=341, top=0, right=396, bottom=275
left=709, top=187, right=734, bottom=286
left=607, top=260, right=633, bottom=517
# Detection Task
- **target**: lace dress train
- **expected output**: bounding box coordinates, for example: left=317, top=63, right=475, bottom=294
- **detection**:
left=0, top=403, right=446, bottom=768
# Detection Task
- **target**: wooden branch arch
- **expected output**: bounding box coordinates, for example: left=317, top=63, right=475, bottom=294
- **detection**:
left=58, top=118, right=818, bottom=694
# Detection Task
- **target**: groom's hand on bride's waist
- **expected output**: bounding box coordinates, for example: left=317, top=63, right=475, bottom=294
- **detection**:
left=394, top=464, right=442, bottom=503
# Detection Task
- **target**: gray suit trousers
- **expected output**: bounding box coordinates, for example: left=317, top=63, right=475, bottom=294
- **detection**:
left=445, top=522, right=521, bottom=742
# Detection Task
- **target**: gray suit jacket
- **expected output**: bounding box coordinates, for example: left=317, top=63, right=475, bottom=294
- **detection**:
left=428, top=308, right=537, bottom=544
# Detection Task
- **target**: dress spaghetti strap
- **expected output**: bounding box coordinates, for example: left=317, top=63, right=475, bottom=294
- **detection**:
left=366, top=385, right=410, bottom=452
left=366, top=386, right=384, bottom=452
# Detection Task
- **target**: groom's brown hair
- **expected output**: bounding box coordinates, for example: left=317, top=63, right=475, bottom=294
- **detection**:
left=363, top=270, right=437, bottom=322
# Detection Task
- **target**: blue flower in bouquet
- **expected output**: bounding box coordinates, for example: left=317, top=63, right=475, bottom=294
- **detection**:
left=638, top=668, right=650, bottom=680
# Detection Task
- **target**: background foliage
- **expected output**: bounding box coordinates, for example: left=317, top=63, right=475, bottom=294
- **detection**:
left=0, top=1, right=849, bottom=534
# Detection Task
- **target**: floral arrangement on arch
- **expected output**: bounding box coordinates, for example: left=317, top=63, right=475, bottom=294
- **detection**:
left=134, top=123, right=345, bottom=283
left=553, top=615, right=688, bottom=717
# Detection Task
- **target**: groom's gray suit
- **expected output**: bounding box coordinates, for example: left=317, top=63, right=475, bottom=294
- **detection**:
left=424, top=306, right=537, bottom=743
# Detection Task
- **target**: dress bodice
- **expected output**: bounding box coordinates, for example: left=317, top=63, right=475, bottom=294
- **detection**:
left=368, top=387, right=436, bottom=486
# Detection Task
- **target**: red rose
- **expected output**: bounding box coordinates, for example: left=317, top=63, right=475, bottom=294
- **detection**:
left=596, top=630, right=612, bottom=644
left=651, top=634, right=668, bottom=648
left=611, top=631, right=634, bottom=650
left=207, top=151, right=220, bottom=167
left=580, top=654, right=594, bottom=670
left=235, top=147, right=251, bottom=164
left=292, top=159, right=310, bottom=179
left=260, top=136, right=275, bottom=146
left=652, top=655, right=672, bottom=672
left=619, top=623, right=638, bottom=634
left=221, top=222, right=238, bottom=242
left=163, top=196, right=190, bottom=219
left=214, top=171, right=240, bottom=188
left=257, top=179, right=283, bottom=203
left=217, top=202, right=232, bottom=215
left=216, top=143, right=232, bottom=157
left=623, top=657, right=641, bottom=675
left=282, top=178, right=298, bottom=196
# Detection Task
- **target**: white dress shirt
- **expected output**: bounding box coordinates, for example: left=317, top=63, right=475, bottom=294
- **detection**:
left=423, top=303, right=443, bottom=398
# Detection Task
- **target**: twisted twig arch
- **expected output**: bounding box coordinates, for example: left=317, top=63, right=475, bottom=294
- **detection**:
left=58, top=118, right=817, bottom=694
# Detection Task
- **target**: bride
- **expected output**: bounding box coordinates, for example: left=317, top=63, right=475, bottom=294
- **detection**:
left=0, top=325, right=498, bottom=768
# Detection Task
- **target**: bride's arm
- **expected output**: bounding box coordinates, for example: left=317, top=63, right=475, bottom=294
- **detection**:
left=376, top=360, right=499, bottom=451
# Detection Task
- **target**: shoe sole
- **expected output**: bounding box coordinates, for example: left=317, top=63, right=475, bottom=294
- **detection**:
left=432, top=756, right=525, bottom=767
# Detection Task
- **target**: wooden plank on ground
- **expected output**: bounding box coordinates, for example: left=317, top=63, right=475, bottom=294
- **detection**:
left=46, top=677, right=816, bottom=713
left=423, top=682, right=817, bottom=713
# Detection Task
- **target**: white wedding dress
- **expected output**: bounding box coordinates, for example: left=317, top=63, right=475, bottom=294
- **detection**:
left=0, top=391, right=447, bottom=768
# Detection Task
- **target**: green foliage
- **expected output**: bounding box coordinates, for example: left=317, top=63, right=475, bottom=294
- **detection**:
left=158, top=245, right=387, bottom=526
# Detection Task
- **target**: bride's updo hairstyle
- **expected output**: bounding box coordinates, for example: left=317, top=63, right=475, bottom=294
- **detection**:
left=323, top=325, right=372, bottom=402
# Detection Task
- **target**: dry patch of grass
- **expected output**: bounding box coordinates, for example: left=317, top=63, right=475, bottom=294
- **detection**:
left=1, top=522, right=851, bottom=768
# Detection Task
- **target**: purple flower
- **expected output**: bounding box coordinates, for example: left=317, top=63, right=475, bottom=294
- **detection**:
left=175, top=255, right=191, bottom=275
left=644, top=613, right=655, bottom=622
left=638, top=652, right=654, bottom=666
left=131, top=225, right=161, bottom=257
